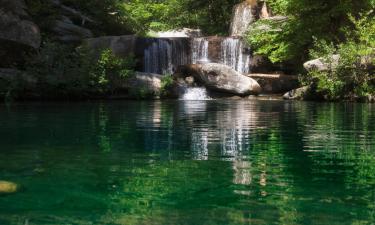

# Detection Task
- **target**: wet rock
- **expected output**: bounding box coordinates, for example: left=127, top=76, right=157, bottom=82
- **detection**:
left=0, top=181, right=19, bottom=194
left=283, top=86, right=309, bottom=100
left=179, top=63, right=261, bottom=96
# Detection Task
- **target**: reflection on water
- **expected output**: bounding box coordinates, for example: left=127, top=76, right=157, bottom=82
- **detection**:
left=0, top=100, right=374, bottom=224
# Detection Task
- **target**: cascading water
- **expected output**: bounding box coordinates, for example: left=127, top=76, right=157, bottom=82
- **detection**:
left=221, top=38, right=251, bottom=74
left=192, top=38, right=209, bottom=64
left=143, top=38, right=190, bottom=74
left=180, top=87, right=210, bottom=100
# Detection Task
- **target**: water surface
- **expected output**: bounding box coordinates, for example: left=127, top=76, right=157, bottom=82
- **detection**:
left=0, top=100, right=374, bottom=224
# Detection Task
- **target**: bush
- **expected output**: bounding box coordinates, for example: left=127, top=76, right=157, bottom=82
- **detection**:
left=160, top=74, right=174, bottom=96
left=302, top=15, right=375, bottom=100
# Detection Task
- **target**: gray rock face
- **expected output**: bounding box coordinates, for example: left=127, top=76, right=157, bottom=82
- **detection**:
left=0, top=68, right=35, bottom=84
left=303, top=55, right=340, bottom=72
left=0, top=0, right=41, bottom=48
left=84, top=35, right=137, bottom=58
left=53, top=19, right=93, bottom=42
left=230, top=1, right=256, bottom=36
left=179, top=63, right=261, bottom=95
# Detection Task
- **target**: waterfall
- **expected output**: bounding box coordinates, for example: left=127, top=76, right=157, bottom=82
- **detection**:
left=221, top=38, right=251, bottom=74
left=192, top=38, right=209, bottom=64
left=180, top=87, right=210, bottom=100
left=143, top=38, right=190, bottom=74
left=229, top=2, right=255, bottom=37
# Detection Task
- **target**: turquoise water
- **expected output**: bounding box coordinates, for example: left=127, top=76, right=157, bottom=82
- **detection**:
left=0, top=100, right=374, bottom=225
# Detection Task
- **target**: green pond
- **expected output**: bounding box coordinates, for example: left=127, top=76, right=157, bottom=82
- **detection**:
left=0, top=100, right=374, bottom=225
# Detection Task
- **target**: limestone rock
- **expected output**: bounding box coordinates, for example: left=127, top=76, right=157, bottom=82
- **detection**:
left=179, top=63, right=261, bottom=96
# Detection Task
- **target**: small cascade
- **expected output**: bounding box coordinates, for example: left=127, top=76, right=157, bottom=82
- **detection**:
left=229, top=2, right=255, bottom=36
left=221, top=38, right=251, bottom=74
left=192, top=38, right=209, bottom=64
left=143, top=38, right=190, bottom=74
left=180, top=87, right=210, bottom=100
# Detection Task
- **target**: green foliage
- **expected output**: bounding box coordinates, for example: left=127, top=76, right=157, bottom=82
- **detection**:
left=89, top=49, right=136, bottom=93
left=160, top=75, right=174, bottom=96
left=247, top=0, right=374, bottom=100
left=303, top=15, right=375, bottom=100
left=121, top=0, right=242, bottom=35
left=246, top=0, right=375, bottom=65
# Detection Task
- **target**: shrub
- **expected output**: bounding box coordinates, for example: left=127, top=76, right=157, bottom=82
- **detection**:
left=160, top=74, right=174, bottom=96
left=302, top=15, right=375, bottom=100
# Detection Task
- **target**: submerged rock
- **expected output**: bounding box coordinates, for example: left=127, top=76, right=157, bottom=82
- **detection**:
left=283, top=86, right=309, bottom=100
left=179, top=63, right=261, bottom=96
left=0, top=181, right=19, bottom=194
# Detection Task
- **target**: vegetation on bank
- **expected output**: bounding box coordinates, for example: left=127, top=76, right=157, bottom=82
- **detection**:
left=247, top=0, right=374, bottom=100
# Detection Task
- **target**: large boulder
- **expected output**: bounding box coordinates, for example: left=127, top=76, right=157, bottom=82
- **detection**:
left=178, top=63, right=261, bottom=96
left=0, top=0, right=41, bottom=66
left=303, top=55, right=340, bottom=72
left=127, top=72, right=163, bottom=96
left=0, top=0, right=41, bottom=49
left=304, top=54, right=374, bottom=73
left=52, top=17, right=93, bottom=43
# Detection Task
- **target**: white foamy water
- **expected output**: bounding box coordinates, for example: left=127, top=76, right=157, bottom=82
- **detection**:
left=180, top=87, right=211, bottom=100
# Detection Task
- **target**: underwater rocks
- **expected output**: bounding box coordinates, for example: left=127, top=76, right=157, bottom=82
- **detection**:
left=0, top=181, right=19, bottom=194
